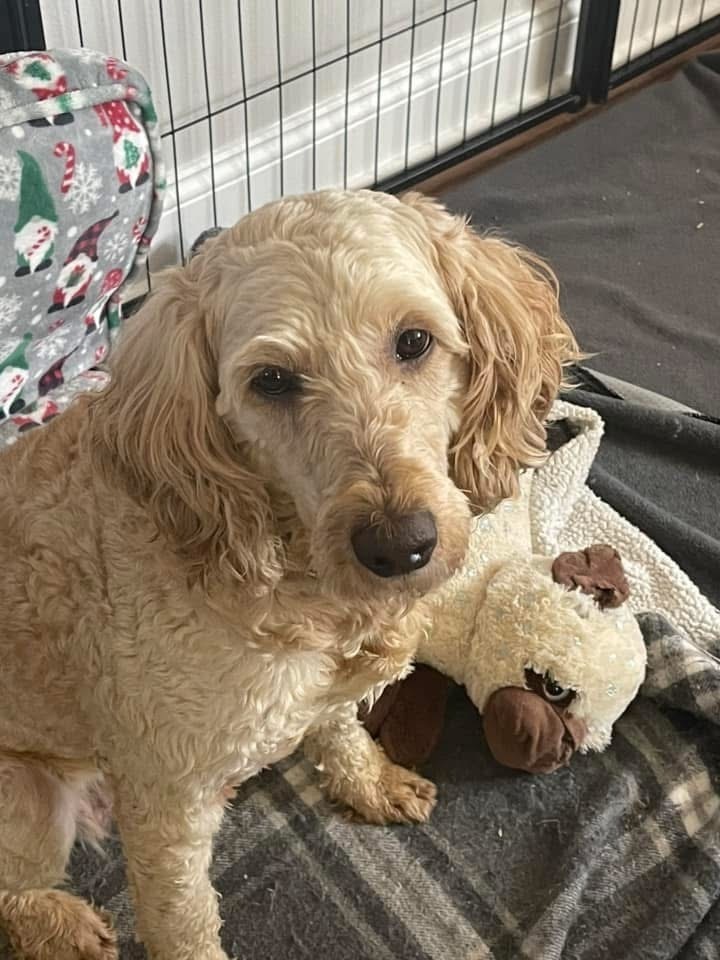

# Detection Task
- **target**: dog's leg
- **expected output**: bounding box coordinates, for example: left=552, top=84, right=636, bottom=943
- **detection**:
left=305, top=704, right=437, bottom=824
left=111, top=776, right=228, bottom=960
left=0, top=758, right=117, bottom=960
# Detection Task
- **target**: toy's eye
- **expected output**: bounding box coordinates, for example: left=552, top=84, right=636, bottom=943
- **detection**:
left=543, top=673, right=574, bottom=704
left=524, top=668, right=576, bottom=707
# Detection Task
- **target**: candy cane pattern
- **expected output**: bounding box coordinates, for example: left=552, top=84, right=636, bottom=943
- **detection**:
left=132, top=216, right=149, bottom=246
left=26, top=225, right=53, bottom=262
left=53, top=141, right=76, bottom=194
left=106, top=57, right=128, bottom=81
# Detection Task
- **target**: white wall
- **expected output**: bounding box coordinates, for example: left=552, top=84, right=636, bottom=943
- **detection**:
left=40, top=0, right=582, bottom=271
left=613, top=0, right=720, bottom=68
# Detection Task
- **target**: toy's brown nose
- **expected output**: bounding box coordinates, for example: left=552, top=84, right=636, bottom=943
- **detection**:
left=352, top=511, right=437, bottom=578
left=483, top=687, right=586, bottom=774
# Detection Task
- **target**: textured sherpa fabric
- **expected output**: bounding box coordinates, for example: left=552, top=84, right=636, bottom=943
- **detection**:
left=533, top=400, right=720, bottom=653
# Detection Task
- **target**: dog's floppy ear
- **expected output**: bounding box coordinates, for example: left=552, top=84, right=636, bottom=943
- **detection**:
left=400, top=191, right=580, bottom=510
left=89, top=263, right=278, bottom=589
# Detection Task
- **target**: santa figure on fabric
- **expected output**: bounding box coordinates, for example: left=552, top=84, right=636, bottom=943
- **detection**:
left=47, top=211, right=118, bottom=314
left=13, top=150, right=58, bottom=277
left=93, top=100, right=151, bottom=193
left=2, top=52, right=74, bottom=126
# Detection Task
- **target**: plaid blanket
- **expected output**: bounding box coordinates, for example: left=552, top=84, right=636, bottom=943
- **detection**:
left=48, top=614, right=718, bottom=960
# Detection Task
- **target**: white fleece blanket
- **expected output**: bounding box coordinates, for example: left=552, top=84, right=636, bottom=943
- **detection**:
left=532, top=400, right=720, bottom=651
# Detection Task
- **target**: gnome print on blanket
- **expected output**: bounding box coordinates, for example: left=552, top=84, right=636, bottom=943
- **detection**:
left=2, top=52, right=74, bottom=126
left=0, top=334, right=32, bottom=419
left=13, top=151, right=58, bottom=277
left=363, top=473, right=647, bottom=774
left=94, top=101, right=151, bottom=193
left=48, top=212, right=118, bottom=314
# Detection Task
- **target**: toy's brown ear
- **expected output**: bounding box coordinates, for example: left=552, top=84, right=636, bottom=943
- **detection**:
left=361, top=666, right=451, bottom=768
left=552, top=544, right=630, bottom=609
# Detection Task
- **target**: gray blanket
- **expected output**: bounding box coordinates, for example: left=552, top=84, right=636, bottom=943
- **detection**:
left=64, top=615, right=720, bottom=960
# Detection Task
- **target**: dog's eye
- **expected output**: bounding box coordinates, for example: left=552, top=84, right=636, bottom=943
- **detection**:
left=395, top=329, right=433, bottom=361
left=251, top=367, right=299, bottom=397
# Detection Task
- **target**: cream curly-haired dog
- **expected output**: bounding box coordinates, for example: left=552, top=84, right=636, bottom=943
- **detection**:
left=0, top=189, right=577, bottom=960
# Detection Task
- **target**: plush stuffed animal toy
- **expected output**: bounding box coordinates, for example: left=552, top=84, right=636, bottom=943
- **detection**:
left=362, top=474, right=647, bottom=774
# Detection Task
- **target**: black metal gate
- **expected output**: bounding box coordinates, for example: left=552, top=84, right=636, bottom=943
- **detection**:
left=2, top=0, right=718, bottom=264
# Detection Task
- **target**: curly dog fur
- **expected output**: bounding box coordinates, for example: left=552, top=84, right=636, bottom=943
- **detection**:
left=0, top=189, right=578, bottom=959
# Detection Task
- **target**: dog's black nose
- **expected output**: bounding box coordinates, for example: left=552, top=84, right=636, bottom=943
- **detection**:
left=352, top=511, right=437, bottom=578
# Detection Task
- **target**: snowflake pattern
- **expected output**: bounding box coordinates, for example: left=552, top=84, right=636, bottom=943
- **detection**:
left=0, top=154, right=20, bottom=201
left=67, top=48, right=102, bottom=66
left=0, top=293, right=22, bottom=326
left=103, top=230, right=130, bottom=262
left=66, top=160, right=102, bottom=215
left=32, top=333, right=70, bottom=363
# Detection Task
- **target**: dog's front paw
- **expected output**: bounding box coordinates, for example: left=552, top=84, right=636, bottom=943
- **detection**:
left=341, top=760, right=437, bottom=825
left=3, top=891, right=117, bottom=960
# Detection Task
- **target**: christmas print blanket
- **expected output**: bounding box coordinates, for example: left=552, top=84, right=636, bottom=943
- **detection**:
left=0, top=49, right=164, bottom=448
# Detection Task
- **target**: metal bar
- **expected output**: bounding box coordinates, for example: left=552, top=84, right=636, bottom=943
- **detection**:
left=343, top=0, right=351, bottom=188
left=199, top=0, right=218, bottom=227
left=237, top=0, right=253, bottom=213
left=0, top=0, right=46, bottom=52
left=572, top=0, right=621, bottom=104
left=161, top=0, right=478, bottom=137
left=546, top=0, right=564, bottom=100
left=675, top=0, right=685, bottom=37
left=374, top=0, right=384, bottom=184
left=377, top=92, right=579, bottom=195
left=490, top=0, right=509, bottom=128
left=462, top=0, right=479, bottom=143
left=274, top=0, right=285, bottom=196
left=404, top=0, right=417, bottom=170
left=158, top=0, right=185, bottom=260
left=117, top=0, right=127, bottom=59
left=651, top=0, right=664, bottom=49
left=519, top=0, right=537, bottom=114
left=433, top=1, right=449, bottom=156
left=612, top=12, right=720, bottom=87
left=75, top=0, right=84, bottom=45
left=311, top=0, right=317, bottom=190
left=626, top=0, right=641, bottom=65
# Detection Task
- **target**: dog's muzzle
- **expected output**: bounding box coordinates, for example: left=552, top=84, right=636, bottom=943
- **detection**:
left=351, top=510, right=437, bottom=578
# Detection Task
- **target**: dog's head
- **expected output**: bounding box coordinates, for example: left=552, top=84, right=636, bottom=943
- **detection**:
left=92, top=190, right=578, bottom=603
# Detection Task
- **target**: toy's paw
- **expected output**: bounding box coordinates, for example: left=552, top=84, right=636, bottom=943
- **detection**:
left=343, top=760, right=437, bottom=825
